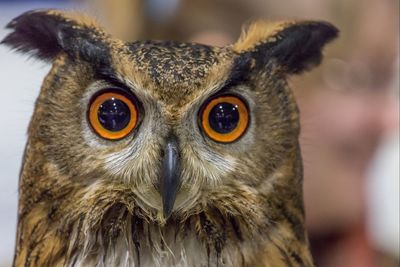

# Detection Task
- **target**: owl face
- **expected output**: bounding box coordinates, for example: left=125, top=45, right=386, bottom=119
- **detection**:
left=27, top=43, right=288, bottom=221
left=2, top=10, right=338, bottom=222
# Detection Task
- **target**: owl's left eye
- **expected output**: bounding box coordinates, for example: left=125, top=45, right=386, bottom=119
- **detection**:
left=200, top=94, right=249, bottom=143
left=88, top=89, right=138, bottom=140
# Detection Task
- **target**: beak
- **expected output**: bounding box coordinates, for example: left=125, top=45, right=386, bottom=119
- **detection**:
left=159, top=135, right=181, bottom=219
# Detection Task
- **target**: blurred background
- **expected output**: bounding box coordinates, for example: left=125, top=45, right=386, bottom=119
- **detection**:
left=0, top=0, right=398, bottom=266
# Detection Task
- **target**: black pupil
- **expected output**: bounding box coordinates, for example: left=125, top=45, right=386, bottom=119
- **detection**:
left=208, top=102, right=240, bottom=134
left=98, top=97, right=131, bottom=131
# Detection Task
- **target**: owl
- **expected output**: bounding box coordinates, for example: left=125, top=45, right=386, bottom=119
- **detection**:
left=2, top=9, right=337, bottom=267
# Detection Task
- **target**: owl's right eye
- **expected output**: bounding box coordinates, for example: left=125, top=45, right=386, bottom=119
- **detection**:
left=88, top=89, right=138, bottom=140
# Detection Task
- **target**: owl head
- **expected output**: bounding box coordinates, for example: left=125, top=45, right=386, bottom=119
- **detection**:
left=3, top=10, right=337, bottom=226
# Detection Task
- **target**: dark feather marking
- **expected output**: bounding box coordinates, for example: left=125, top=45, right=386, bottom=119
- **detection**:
left=229, top=216, right=243, bottom=242
left=199, top=213, right=212, bottom=266
left=281, top=205, right=305, bottom=243
left=225, top=53, right=252, bottom=87
left=100, top=204, right=128, bottom=265
left=199, top=211, right=226, bottom=265
left=29, top=238, right=44, bottom=267
left=160, top=231, right=165, bottom=251
left=46, top=245, right=57, bottom=267
left=272, top=198, right=306, bottom=243
left=174, top=223, right=178, bottom=243
left=131, top=215, right=142, bottom=266
left=213, top=210, right=227, bottom=263
left=102, top=204, right=123, bottom=241
left=47, top=203, right=58, bottom=221
left=291, top=251, right=307, bottom=267
left=276, top=244, right=294, bottom=267
left=19, top=188, right=52, bottom=221
left=146, top=223, right=154, bottom=249
left=183, top=217, right=191, bottom=239
left=24, top=221, right=42, bottom=267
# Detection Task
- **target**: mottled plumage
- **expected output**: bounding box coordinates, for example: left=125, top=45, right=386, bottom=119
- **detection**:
left=2, top=10, right=338, bottom=267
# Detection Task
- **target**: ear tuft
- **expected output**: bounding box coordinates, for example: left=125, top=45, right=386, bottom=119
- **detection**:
left=233, top=21, right=292, bottom=53
left=1, top=9, right=104, bottom=61
left=2, top=10, right=64, bottom=60
left=233, top=20, right=339, bottom=74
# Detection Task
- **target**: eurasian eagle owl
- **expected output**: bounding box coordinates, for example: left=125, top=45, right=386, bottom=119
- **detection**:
left=2, top=9, right=337, bottom=267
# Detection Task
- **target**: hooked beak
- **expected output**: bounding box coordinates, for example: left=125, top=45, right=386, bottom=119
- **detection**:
left=159, top=135, right=181, bottom=219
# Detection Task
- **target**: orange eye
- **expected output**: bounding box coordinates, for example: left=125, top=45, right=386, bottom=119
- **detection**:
left=200, top=95, right=249, bottom=143
left=88, top=89, right=138, bottom=140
